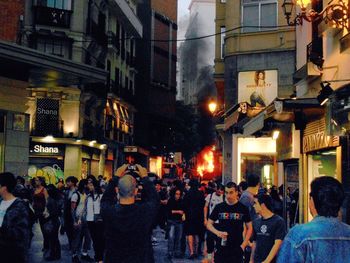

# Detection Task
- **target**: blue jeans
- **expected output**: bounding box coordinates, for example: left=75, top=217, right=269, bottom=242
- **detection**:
left=168, top=220, right=183, bottom=256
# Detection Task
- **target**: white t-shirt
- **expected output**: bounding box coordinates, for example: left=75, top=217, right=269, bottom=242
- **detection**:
left=86, top=194, right=102, bottom=222
left=71, top=192, right=86, bottom=218
left=0, top=198, right=17, bottom=227
left=205, top=193, right=224, bottom=216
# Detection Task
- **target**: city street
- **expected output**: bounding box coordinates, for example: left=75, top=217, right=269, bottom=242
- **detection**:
left=28, top=224, right=203, bottom=263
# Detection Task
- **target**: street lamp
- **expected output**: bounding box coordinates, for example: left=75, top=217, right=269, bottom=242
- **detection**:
left=282, top=0, right=349, bottom=29
left=208, top=99, right=217, bottom=114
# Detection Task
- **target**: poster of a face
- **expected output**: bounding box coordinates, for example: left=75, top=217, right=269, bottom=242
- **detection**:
left=238, top=70, right=278, bottom=107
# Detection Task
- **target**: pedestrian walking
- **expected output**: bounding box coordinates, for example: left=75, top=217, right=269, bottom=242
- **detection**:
left=203, top=183, right=224, bottom=262
left=166, top=188, right=184, bottom=259
left=250, top=194, right=286, bottom=263
left=85, top=177, right=104, bottom=263
left=101, top=164, right=159, bottom=263
left=239, top=174, right=260, bottom=262
left=42, top=184, right=61, bottom=261
left=277, top=176, right=350, bottom=263
left=183, top=179, right=205, bottom=259
left=63, top=176, right=78, bottom=249
left=71, top=179, right=93, bottom=263
left=0, top=172, right=30, bottom=263
left=32, top=176, right=49, bottom=253
left=207, top=182, right=252, bottom=263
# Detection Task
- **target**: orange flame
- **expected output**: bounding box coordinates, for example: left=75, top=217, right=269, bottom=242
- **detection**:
left=197, top=147, right=215, bottom=177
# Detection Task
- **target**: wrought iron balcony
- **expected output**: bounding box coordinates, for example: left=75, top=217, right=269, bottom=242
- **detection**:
left=307, top=38, right=324, bottom=68
left=86, top=19, right=108, bottom=47
left=107, top=31, right=120, bottom=53
left=33, top=5, right=72, bottom=28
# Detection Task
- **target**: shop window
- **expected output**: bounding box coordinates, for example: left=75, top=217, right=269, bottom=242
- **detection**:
left=307, top=149, right=337, bottom=221
left=241, top=153, right=276, bottom=188
left=242, top=0, right=277, bottom=33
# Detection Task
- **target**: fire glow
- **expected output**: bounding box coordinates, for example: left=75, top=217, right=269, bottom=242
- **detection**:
left=197, top=146, right=215, bottom=177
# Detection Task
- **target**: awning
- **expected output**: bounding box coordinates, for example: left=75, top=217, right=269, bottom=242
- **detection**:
left=230, top=97, right=324, bottom=136
left=0, top=40, right=107, bottom=86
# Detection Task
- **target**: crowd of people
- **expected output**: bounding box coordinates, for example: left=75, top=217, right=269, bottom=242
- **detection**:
left=0, top=166, right=350, bottom=263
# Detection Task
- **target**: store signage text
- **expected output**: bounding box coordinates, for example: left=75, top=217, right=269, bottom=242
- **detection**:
left=33, top=144, right=59, bottom=154
left=29, top=142, right=64, bottom=156
left=303, top=131, right=338, bottom=153
left=36, top=107, right=58, bottom=115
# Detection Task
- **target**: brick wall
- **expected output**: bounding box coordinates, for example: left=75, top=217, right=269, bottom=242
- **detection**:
left=0, top=0, right=24, bottom=42
left=151, top=0, right=177, bottom=22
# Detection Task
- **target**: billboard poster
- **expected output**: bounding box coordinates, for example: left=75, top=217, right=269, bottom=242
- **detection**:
left=238, top=70, right=278, bottom=107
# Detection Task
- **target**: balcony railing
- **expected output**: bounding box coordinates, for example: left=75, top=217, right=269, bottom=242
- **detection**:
left=307, top=38, right=324, bottom=68
left=33, top=5, right=72, bottom=28
left=107, top=31, right=120, bottom=53
left=86, top=19, right=108, bottom=47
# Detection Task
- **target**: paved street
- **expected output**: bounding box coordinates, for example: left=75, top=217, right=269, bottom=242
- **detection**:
left=29, top=224, right=203, bottom=263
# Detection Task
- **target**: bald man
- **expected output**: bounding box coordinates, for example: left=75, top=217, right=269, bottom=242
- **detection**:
left=101, top=164, right=159, bottom=263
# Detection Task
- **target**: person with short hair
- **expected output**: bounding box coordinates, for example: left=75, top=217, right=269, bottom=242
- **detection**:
left=101, top=164, right=159, bottom=263
left=203, top=183, right=224, bottom=261
left=0, top=172, right=30, bottom=263
left=250, top=194, right=286, bottom=263
left=277, top=176, right=350, bottom=263
left=207, top=182, right=252, bottom=263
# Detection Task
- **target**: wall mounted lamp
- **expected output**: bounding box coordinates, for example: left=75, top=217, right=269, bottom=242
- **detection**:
left=317, top=82, right=334, bottom=105
left=282, top=0, right=349, bottom=29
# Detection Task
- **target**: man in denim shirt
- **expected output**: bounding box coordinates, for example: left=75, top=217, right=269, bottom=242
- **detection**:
left=277, top=176, right=350, bottom=263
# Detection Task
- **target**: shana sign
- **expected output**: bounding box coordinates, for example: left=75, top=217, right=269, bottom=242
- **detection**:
left=30, top=142, right=64, bottom=156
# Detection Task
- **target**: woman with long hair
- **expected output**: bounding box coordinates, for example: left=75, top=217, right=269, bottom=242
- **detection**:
left=85, top=176, right=104, bottom=263
left=43, top=184, right=61, bottom=261
left=32, top=176, right=49, bottom=253
left=167, top=188, right=184, bottom=259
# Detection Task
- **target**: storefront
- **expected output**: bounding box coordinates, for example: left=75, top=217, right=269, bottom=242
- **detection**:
left=301, top=118, right=341, bottom=222
left=28, top=141, right=65, bottom=184
left=29, top=137, right=107, bottom=182
left=234, top=136, right=277, bottom=188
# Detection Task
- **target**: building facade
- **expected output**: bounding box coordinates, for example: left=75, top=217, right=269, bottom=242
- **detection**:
left=178, top=0, right=216, bottom=105
left=0, top=0, right=145, bottom=181
left=215, top=0, right=296, bottom=187
left=134, top=0, right=177, bottom=156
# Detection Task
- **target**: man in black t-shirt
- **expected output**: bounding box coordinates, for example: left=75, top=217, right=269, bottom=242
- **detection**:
left=251, top=194, right=286, bottom=263
left=207, top=182, right=252, bottom=263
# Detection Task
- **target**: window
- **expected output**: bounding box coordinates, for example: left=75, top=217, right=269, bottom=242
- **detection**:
left=37, top=38, right=66, bottom=57
left=220, top=26, right=226, bottom=59
left=37, top=0, right=72, bottom=10
left=221, top=0, right=226, bottom=2
left=242, top=0, right=277, bottom=33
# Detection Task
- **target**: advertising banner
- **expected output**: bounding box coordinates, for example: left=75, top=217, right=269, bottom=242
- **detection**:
left=238, top=70, right=278, bottom=107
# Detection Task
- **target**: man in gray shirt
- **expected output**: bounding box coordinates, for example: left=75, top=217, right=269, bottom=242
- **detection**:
left=239, top=174, right=260, bottom=262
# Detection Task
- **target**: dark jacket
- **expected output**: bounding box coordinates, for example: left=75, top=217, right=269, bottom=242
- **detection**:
left=0, top=198, right=30, bottom=263
left=101, top=176, right=159, bottom=263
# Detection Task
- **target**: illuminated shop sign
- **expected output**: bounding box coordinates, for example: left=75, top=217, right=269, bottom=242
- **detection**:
left=30, top=142, right=64, bottom=156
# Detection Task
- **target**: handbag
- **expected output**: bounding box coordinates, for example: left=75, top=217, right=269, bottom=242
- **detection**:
left=43, top=220, right=54, bottom=235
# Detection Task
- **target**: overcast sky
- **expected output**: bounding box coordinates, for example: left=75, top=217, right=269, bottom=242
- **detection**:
left=178, top=0, right=191, bottom=18
left=177, top=0, right=191, bottom=41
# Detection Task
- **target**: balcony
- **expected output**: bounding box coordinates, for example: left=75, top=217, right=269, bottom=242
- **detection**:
left=307, top=38, right=324, bottom=68
left=33, top=5, right=72, bottom=28
left=107, top=31, right=120, bottom=54
left=86, top=19, right=108, bottom=47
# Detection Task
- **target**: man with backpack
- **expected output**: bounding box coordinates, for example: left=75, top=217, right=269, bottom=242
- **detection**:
left=203, top=183, right=224, bottom=262
left=63, top=176, right=78, bottom=248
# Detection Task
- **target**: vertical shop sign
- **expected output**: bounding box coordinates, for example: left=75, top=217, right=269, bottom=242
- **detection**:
left=35, top=98, right=59, bottom=136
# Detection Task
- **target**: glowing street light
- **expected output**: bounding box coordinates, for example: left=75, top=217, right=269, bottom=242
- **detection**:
left=208, top=100, right=217, bottom=114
